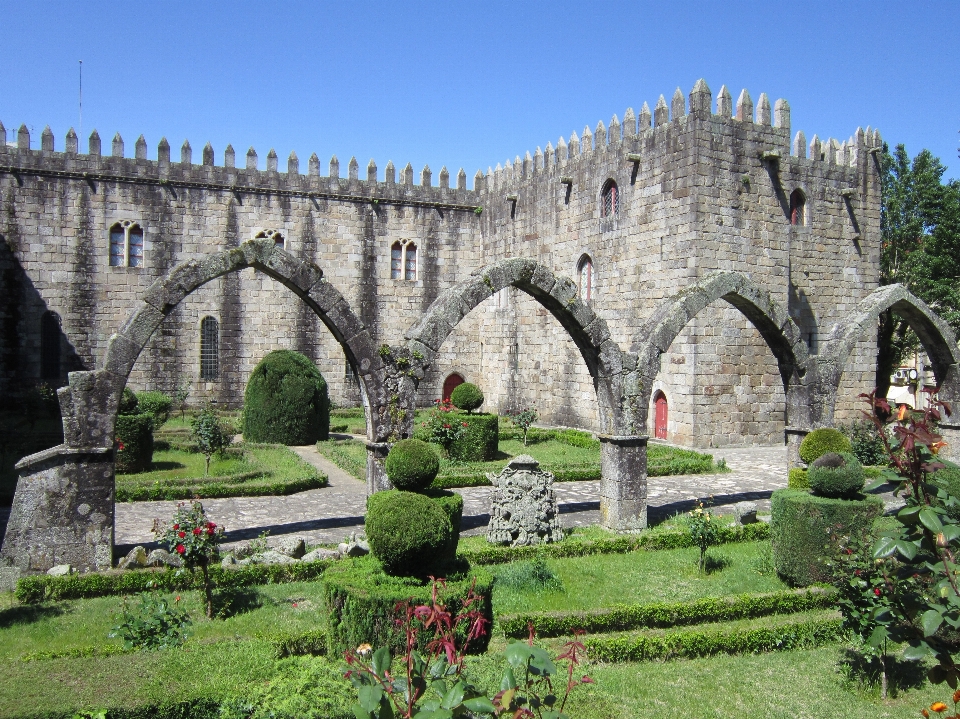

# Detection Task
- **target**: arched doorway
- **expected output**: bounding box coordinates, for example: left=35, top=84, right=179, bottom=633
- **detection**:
left=653, top=391, right=668, bottom=440
left=442, top=373, right=464, bottom=402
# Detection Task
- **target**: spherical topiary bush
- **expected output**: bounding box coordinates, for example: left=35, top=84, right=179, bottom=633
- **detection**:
left=366, top=490, right=453, bottom=577
left=799, top=428, right=851, bottom=465
left=450, top=383, right=484, bottom=414
left=385, top=439, right=440, bottom=492
left=243, top=350, right=329, bottom=445
left=808, top=452, right=865, bottom=499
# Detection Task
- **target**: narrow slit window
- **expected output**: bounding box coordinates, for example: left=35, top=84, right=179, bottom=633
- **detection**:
left=578, top=255, right=593, bottom=302
left=40, top=311, right=61, bottom=380
left=601, top=180, right=619, bottom=218
left=200, top=316, right=219, bottom=381
left=128, top=227, right=144, bottom=266
left=390, top=242, right=403, bottom=279
left=404, top=243, right=417, bottom=281
left=109, top=224, right=126, bottom=266
left=790, top=189, right=805, bottom=226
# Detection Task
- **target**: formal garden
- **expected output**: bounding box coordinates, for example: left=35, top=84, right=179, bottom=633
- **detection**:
left=4, top=352, right=960, bottom=718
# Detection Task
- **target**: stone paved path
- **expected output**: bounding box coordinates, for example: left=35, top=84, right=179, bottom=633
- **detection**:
left=112, top=443, right=792, bottom=552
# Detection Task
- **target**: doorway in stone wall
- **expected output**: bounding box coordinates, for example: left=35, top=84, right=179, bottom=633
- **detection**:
left=442, top=373, right=464, bottom=402
left=654, top=391, right=668, bottom=440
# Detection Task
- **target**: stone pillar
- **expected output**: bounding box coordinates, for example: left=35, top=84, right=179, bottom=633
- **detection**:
left=598, top=434, right=648, bottom=532
left=0, top=446, right=114, bottom=583
left=938, top=424, right=960, bottom=462
left=365, top=441, right=392, bottom=494
left=784, top=427, right=810, bottom=469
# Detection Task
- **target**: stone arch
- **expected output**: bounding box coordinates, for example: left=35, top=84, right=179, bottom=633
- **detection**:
left=403, top=257, right=626, bottom=434
left=813, top=284, right=960, bottom=425
left=630, top=270, right=809, bottom=429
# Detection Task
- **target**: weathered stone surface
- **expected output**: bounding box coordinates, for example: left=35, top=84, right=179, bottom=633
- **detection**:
left=486, top=455, right=564, bottom=547
left=47, top=564, right=74, bottom=576
left=275, top=536, right=306, bottom=559
left=239, top=549, right=298, bottom=565
left=146, top=549, right=182, bottom=568
left=301, top=547, right=341, bottom=562
left=117, top=545, right=148, bottom=569
left=733, top=501, right=759, bottom=524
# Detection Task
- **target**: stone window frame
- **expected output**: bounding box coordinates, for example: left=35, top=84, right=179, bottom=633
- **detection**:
left=600, top=179, right=620, bottom=219
left=199, top=315, right=220, bottom=382
left=577, top=254, right=594, bottom=302
left=789, top=188, right=807, bottom=227
left=389, top=239, right=418, bottom=281
left=254, top=229, right=285, bottom=249
left=108, top=220, right=145, bottom=268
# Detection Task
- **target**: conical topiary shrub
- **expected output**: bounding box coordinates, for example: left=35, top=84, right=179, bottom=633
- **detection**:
left=242, top=350, right=329, bottom=445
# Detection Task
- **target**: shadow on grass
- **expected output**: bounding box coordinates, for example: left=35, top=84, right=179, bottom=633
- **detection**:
left=838, top=648, right=927, bottom=698
left=704, top=553, right=732, bottom=574
left=150, top=461, right=188, bottom=471
left=214, top=587, right=263, bottom=619
left=0, top=603, right=66, bottom=628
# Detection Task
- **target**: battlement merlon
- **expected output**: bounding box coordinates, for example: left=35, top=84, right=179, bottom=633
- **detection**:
left=0, top=128, right=482, bottom=212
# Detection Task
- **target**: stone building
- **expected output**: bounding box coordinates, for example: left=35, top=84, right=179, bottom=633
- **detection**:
left=0, top=81, right=883, bottom=447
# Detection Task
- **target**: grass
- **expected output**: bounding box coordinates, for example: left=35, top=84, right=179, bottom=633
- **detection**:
left=115, top=443, right=326, bottom=501
left=316, top=435, right=719, bottom=488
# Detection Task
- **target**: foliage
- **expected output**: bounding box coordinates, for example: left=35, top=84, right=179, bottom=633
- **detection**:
left=154, top=501, right=224, bottom=617
left=688, top=500, right=721, bottom=573
left=878, top=144, right=960, bottom=394
left=499, top=587, right=835, bottom=638
left=118, top=387, right=140, bottom=415
left=808, top=451, right=865, bottom=499
left=115, top=413, right=155, bottom=474
left=243, top=349, right=330, bottom=445
left=787, top=467, right=809, bottom=489
left=934, top=461, right=960, bottom=523
left=384, top=438, right=440, bottom=492
left=420, top=398, right=468, bottom=456
left=136, top=391, right=172, bottom=427
left=798, top=427, right=851, bottom=464
left=494, top=556, right=563, bottom=594
left=365, top=490, right=454, bottom=577
left=850, top=391, right=960, bottom=687
left=841, top=419, right=889, bottom=467
left=320, top=556, right=493, bottom=657
left=507, top=407, right=539, bottom=446
left=450, top=382, right=484, bottom=414
left=770, top=488, right=884, bottom=587
left=344, top=578, right=495, bottom=719
left=109, top=591, right=191, bottom=650
left=174, top=381, right=190, bottom=420
left=191, top=407, right=230, bottom=476
left=449, top=413, right=499, bottom=462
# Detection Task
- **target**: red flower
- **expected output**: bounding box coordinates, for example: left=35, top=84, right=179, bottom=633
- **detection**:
left=207, top=527, right=215, bottom=536
left=462, top=422, right=468, bottom=427
left=178, top=531, right=186, bottom=539
left=193, top=527, right=202, bottom=535
left=874, top=588, right=882, bottom=596
left=175, top=544, right=186, bottom=554
left=444, top=424, right=451, bottom=429
left=173, top=524, right=179, bottom=530
left=207, top=522, right=216, bottom=529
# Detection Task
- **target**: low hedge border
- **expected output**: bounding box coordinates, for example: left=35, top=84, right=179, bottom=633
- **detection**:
left=461, top=522, right=770, bottom=565
left=115, top=474, right=327, bottom=501
left=584, top=615, right=845, bottom=663
left=499, top=587, right=835, bottom=638
left=9, top=699, right=223, bottom=719
left=269, top=628, right=329, bottom=658
left=15, top=560, right=334, bottom=604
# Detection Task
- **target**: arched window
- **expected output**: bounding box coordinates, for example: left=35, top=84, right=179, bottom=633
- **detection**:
left=390, top=240, right=418, bottom=281
left=109, top=221, right=144, bottom=267
left=40, top=311, right=61, bottom=380
left=255, top=229, right=285, bottom=248
left=199, top=316, right=219, bottom=381
left=789, top=189, right=805, bottom=226
left=577, top=255, right=593, bottom=302
left=600, top=180, right=619, bottom=218
left=442, top=373, right=464, bottom=402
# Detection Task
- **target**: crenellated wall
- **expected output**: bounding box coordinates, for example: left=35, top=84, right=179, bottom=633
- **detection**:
left=0, top=78, right=883, bottom=447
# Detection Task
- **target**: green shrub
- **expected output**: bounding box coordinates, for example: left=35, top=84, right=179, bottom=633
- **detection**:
left=495, top=556, right=563, bottom=593
left=933, top=461, right=960, bottom=522
left=798, top=427, right=851, bottom=464
left=365, top=490, right=453, bottom=577
left=770, top=488, right=883, bottom=586
left=450, top=382, right=484, bottom=413
left=449, top=412, right=499, bottom=462
left=841, top=419, right=888, bottom=467
left=136, top=391, right=172, bottom=427
left=788, top=467, right=809, bottom=489
left=119, top=387, right=139, bottom=415
left=808, top=452, right=864, bottom=499
left=427, top=488, right=464, bottom=565
left=109, top=591, right=191, bottom=650
left=115, top=413, right=154, bottom=473
left=384, top=438, right=440, bottom=491
left=320, top=555, right=493, bottom=657
left=243, top=350, right=329, bottom=445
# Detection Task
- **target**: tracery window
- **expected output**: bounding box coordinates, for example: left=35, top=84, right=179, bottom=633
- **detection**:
left=600, top=180, right=619, bottom=218
left=40, top=311, right=61, bottom=380
left=577, top=255, right=594, bottom=302
left=390, top=240, right=418, bottom=281
left=255, top=229, right=285, bottom=248
left=790, top=189, right=806, bottom=226
left=199, top=316, right=219, bottom=381
left=109, top=221, right=144, bottom=267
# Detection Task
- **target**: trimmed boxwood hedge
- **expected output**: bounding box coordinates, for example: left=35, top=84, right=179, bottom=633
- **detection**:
left=499, top=587, right=836, bottom=638
left=799, top=428, right=851, bottom=464
left=449, top=412, right=499, bottom=462
left=136, top=390, right=172, bottom=427
left=770, top=488, right=883, bottom=587
left=788, top=467, right=809, bottom=489
left=450, top=382, right=484, bottom=413
left=808, top=452, right=864, bottom=498
left=320, top=555, right=494, bottom=657
left=15, top=559, right=334, bottom=603
left=366, top=490, right=454, bottom=576
left=243, top=350, right=329, bottom=445
left=115, top=413, right=154, bottom=473
left=384, top=438, right=439, bottom=491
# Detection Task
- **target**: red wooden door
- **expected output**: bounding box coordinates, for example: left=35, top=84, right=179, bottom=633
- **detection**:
left=442, top=373, right=464, bottom=402
left=654, top=393, right=668, bottom=439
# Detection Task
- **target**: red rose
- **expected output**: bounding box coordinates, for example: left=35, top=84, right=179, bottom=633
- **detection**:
left=207, top=527, right=214, bottom=535
left=173, top=524, right=179, bottom=530
left=178, top=531, right=186, bottom=538
left=874, top=588, right=881, bottom=596
left=207, top=522, right=216, bottom=529
left=193, top=527, right=202, bottom=535
left=175, top=544, right=186, bottom=554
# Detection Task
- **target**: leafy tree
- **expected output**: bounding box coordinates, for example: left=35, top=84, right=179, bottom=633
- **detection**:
left=191, top=407, right=229, bottom=475
left=877, top=144, right=960, bottom=397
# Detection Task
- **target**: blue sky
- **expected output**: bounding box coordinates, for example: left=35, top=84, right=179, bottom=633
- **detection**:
left=2, top=1, right=958, bottom=181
